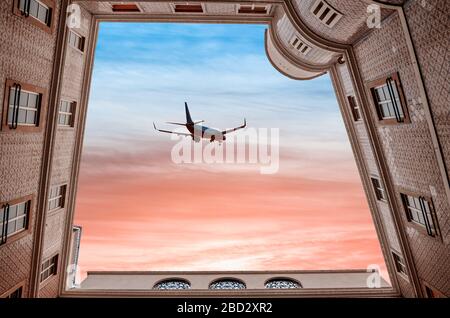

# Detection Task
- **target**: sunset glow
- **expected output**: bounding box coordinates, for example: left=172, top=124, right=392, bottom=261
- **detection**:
left=74, top=23, right=387, bottom=280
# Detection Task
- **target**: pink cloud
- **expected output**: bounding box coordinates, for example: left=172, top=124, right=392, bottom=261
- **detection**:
left=74, top=141, right=387, bottom=281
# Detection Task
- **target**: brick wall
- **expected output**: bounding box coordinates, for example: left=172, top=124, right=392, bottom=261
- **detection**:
left=0, top=0, right=61, bottom=298
left=39, top=4, right=92, bottom=298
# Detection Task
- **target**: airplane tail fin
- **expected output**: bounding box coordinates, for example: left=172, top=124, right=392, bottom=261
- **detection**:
left=185, top=102, right=194, bottom=125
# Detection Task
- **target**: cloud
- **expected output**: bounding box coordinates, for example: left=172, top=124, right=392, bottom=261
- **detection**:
left=74, top=22, right=387, bottom=281
left=86, top=23, right=339, bottom=144
left=75, top=143, right=385, bottom=278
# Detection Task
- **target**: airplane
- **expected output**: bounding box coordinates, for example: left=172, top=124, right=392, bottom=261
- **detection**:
left=153, top=102, right=246, bottom=143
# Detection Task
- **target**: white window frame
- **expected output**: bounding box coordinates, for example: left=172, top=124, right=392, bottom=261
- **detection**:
left=392, top=251, right=408, bottom=278
left=0, top=200, right=30, bottom=243
left=68, top=30, right=85, bottom=52
left=19, top=0, right=51, bottom=26
left=373, top=83, right=404, bottom=120
left=58, top=100, right=75, bottom=127
left=401, top=194, right=436, bottom=236
left=48, top=185, right=66, bottom=212
left=40, top=255, right=58, bottom=283
left=8, top=87, right=41, bottom=127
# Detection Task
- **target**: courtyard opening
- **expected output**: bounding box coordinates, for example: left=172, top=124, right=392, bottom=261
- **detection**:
left=73, top=22, right=388, bottom=286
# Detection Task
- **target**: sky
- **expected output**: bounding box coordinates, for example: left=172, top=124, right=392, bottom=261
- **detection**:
left=74, top=22, right=387, bottom=281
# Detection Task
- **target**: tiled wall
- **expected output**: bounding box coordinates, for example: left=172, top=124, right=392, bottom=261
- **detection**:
left=403, top=0, right=450, bottom=296
left=39, top=4, right=92, bottom=298
left=353, top=6, right=450, bottom=296
left=0, top=0, right=61, bottom=298
left=335, top=61, right=405, bottom=291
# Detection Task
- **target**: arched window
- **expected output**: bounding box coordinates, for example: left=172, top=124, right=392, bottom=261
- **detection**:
left=209, top=279, right=246, bottom=290
left=265, top=278, right=301, bottom=289
left=153, top=278, right=191, bottom=290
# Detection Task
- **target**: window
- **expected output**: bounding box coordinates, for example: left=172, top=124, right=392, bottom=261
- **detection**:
left=238, top=5, right=269, bottom=14
left=7, top=85, right=40, bottom=127
left=68, top=226, right=82, bottom=287
left=173, top=4, right=203, bottom=13
left=371, top=177, right=387, bottom=202
left=369, top=73, right=409, bottom=124
left=423, top=283, right=446, bottom=298
left=1, top=197, right=31, bottom=246
left=40, top=254, right=58, bottom=283
left=209, top=279, right=246, bottom=290
left=1, top=283, right=25, bottom=298
left=15, top=0, right=54, bottom=31
left=289, top=36, right=312, bottom=56
left=310, top=0, right=343, bottom=28
left=347, top=95, right=361, bottom=121
left=68, top=30, right=85, bottom=52
left=48, top=184, right=67, bottom=212
left=5, top=286, right=23, bottom=298
left=401, top=193, right=437, bottom=237
left=111, top=3, right=141, bottom=13
left=153, top=279, right=191, bottom=290
left=392, top=251, right=407, bottom=277
left=2, top=80, right=45, bottom=132
left=424, top=285, right=434, bottom=298
left=58, top=100, right=76, bottom=127
left=265, top=278, right=301, bottom=289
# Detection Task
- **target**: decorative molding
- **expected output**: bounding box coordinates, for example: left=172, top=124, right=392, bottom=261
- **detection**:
left=264, top=30, right=325, bottom=80
left=58, top=6, right=99, bottom=297
left=282, top=0, right=349, bottom=52
left=268, top=22, right=333, bottom=72
left=30, top=0, right=71, bottom=298
left=61, top=287, right=399, bottom=298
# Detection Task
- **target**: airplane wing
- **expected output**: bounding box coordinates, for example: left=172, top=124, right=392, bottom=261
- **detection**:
left=222, top=119, right=246, bottom=135
left=153, top=123, right=192, bottom=137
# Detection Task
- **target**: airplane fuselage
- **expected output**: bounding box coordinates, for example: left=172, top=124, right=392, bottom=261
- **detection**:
left=187, top=124, right=226, bottom=142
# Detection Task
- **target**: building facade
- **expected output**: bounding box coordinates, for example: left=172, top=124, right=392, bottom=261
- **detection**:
left=0, top=0, right=448, bottom=298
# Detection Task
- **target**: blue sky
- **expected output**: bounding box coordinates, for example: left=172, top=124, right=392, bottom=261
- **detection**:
left=87, top=23, right=344, bottom=147
left=85, top=22, right=354, bottom=180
